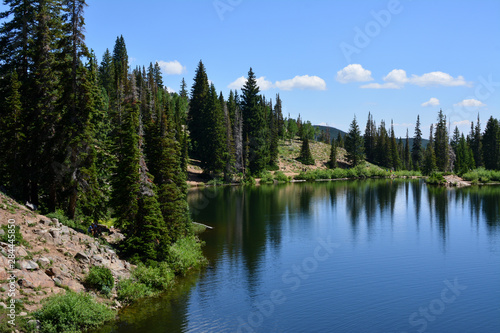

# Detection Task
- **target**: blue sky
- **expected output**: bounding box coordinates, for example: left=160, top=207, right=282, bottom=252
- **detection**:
left=4, top=0, right=500, bottom=136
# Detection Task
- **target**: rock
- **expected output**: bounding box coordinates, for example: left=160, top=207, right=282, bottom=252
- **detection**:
left=21, top=270, right=55, bottom=288
left=64, top=280, right=84, bottom=292
left=17, top=247, right=29, bottom=257
left=61, top=226, right=70, bottom=234
left=0, top=302, right=7, bottom=309
left=39, top=218, right=50, bottom=225
left=18, top=278, right=34, bottom=288
left=36, top=257, right=51, bottom=268
left=50, top=217, right=59, bottom=225
left=0, top=229, right=4, bottom=237
left=93, top=254, right=104, bottom=263
left=49, top=229, right=60, bottom=239
left=52, top=277, right=62, bottom=285
left=19, top=311, right=28, bottom=316
left=75, top=252, right=89, bottom=263
left=20, top=260, right=39, bottom=270
left=42, top=232, right=54, bottom=243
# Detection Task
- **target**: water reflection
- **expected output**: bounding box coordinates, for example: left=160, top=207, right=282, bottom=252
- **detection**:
left=95, top=181, right=500, bottom=333
left=189, top=181, right=500, bottom=268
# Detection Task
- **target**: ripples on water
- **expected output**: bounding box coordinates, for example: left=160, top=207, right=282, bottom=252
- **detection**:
left=95, top=180, right=500, bottom=333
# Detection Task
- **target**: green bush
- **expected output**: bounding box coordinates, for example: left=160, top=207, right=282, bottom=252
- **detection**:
left=117, top=262, right=175, bottom=303
left=274, top=171, right=290, bottom=182
left=168, top=236, right=207, bottom=275
left=426, top=172, right=446, bottom=185
left=34, top=292, right=115, bottom=333
left=0, top=224, right=29, bottom=247
left=462, top=168, right=500, bottom=183
left=85, top=266, right=114, bottom=296
left=259, top=171, right=274, bottom=184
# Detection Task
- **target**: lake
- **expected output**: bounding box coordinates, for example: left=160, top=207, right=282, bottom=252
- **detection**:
left=97, top=179, right=500, bottom=332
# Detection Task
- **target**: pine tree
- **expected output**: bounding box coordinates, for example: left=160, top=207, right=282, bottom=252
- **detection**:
left=422, top=125, right=437, bottom=175
left=404, top=129, right=412, bottom=170
left=455, top=134, right=475, bottom=174
left=389, top=120, right=400, bottom=170
left=241, top=68, right=267, bottom=175
left=268, top=100, right=279, bottom=169
left=298, top=137, right=315, bottom=165
left=375, top=120, right=390, bottom=167
left=470, top=115, right=483, bottom=167
left=336, top=132, right=344, bottom=148
left=411, top=115, right=423, bottom=170
left=328, top=142, right=337, bottom=169
left=364, top=112, right=376, bottom=163
left=188, top=60, right=209, bottom=159
left=450, top=126, right=461, bottom=154
left=345, top=116, right=364, bottom=166
left=482, top=116, right=499, bottom=170
left=434, top=109, right=449, bottom=171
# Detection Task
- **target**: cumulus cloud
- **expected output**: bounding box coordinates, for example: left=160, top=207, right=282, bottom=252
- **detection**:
left=454, top=99, right=486, bottom=107
left=157, top=60, right=186, bottom=75
left=359, top=67, right=469, bottom=89
left=336, top=64, right=373, bottom=83
left=229, top=75, right=326, bottom=91
left=275, top=75, right=326, bottom=91
left=166, top=86, right=176, bottom=94
left=228, top=76, right=274, bottom=90
left=453, top=120, right=471, bottom=126
left=410, top=71, right=468, bottom=87
left=421, top=97, right=440, bottom=107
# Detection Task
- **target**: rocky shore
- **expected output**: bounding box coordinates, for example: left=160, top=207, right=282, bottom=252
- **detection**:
left=0, top=192, right=132, bottom=316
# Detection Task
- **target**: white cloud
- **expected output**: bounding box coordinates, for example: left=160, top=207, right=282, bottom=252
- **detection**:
left=275, top=75, right=326, bottom=91
left=421, top=97, right=440, bottom=107
left=256, top=77, right=274, bottom=90
left=454, top=99, right=486, bottom=107
left=157, top=60, right=186, bottom=75
left=453, top=120, right=471, bottom=126
left=384, top=69, right=409, bottom=85
left=411, top=71, right=468, bottom=87
left=166, top=86, right=176, bottom=94
left=336, top=64, right=373, bottom=83
left=227, top=76, right=274, bottom=90
left=360, top=82, right=401, bottom=89
left=361, top=68, right=469, bottom=89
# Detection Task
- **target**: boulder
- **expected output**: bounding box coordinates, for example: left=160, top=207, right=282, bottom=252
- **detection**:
left=75, top=252, right=90, bottom=263
left=20, top=260, right=39, bottom=270
left=17, top=247, right=29, bottom=257
left=19, top=270, right=54, bottom=288
left=64, top=280, right=84, bottom=292
left=0, top=229, right=4, bottom=237
left=36, top=257, right=51, bottom=268
left=18, top=278, right=34, bottom=288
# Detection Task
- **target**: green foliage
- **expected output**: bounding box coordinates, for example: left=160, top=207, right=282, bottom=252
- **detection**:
left=117, top=262, right=174, bottom=303
left=426, top=172, right=446, bottom=185
left=259, top=171, right=274, bottom=184
left=167, top=236, right=207, bottom=276
left=462, top=168, right=500, bottom=183
left=345, top=116, right=365, bottom=166
left=84, top=266, right=114, bottom=296
left=34, top=292, right=115, bottom=333
left=274, top=171, right=290, bottom=182
left=422, top=145, right=437, bottom=176
left=0, top=225, right=29, bottom=247
left=46, top=209, right=82, bottom=230
left=297, top=137, right=315, bottom=165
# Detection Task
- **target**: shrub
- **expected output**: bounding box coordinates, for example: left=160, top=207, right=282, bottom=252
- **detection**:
left=0, top=224, right=29, bottom=247
left=85, top=266, right=114, bottom=296
left=274, top=171, right=290, bottom=182
left=259, top=171, right=274, bottom=184
left=34, top=292, right=115, bottom=333
left=168, top=236, right=207, bottom=275
left=426, top=172, right=446, bottom=185
left=117, top=262, right=175, bottom=303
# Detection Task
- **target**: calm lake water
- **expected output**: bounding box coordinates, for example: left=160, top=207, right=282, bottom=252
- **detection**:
left=97, top=180, right=500, bottom=333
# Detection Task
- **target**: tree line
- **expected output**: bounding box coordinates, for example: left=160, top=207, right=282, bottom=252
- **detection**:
left=342, top=110, right=500, bottom=174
